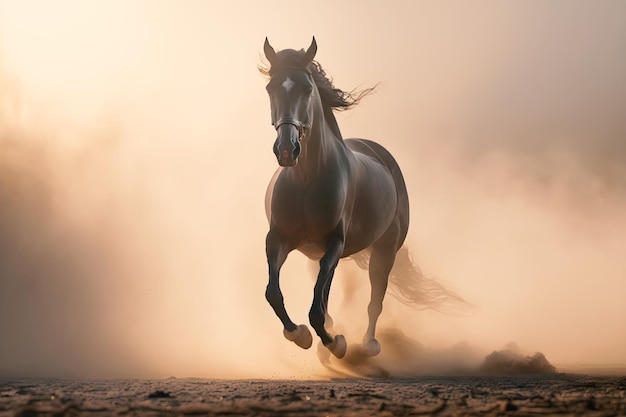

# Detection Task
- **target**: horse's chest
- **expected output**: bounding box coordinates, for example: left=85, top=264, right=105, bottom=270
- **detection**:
left=270, top=179, right=346, bottom=243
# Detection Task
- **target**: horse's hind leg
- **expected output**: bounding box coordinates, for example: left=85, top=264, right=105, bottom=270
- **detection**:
left=363, top=219, right=401, bottom=356
left=266, top=229, right=313, bottom=350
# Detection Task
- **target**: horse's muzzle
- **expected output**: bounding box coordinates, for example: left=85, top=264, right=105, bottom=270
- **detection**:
left=273, top=125, right=301, bottom=167
left=278, top=149, right=298, bottom=167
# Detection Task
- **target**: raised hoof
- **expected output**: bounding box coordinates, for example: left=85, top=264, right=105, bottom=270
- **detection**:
left=362, top=337, right=382, bottom=356
left=283, top=325, right=313, bottom=349
left=326, top=334, right=347, bottom=359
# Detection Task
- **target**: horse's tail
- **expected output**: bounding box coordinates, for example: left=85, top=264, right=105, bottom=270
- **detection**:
left=351, top=246, right=469, bottom=313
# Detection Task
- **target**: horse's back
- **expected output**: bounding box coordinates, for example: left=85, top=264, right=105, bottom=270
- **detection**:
left=346, top=138, right=410, bottom=245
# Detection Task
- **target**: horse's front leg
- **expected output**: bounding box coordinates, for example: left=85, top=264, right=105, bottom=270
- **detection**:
left=266, top=229, right=312, bottom=350
left=309, top=231, right=347, bottom=359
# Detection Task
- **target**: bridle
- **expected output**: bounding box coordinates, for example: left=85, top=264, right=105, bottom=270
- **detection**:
left=269, top=66, right=313, bottom=144
left=272, top=117, right=311, bottom=143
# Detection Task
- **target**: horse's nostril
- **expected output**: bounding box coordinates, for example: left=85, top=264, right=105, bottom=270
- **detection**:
left=293, top=141, right=301, bottom=159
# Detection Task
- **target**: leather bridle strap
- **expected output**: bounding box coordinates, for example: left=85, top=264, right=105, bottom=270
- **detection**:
left=273, top=117, right=310, bottom=141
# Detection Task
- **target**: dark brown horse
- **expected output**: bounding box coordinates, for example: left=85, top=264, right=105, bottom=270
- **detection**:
left=261, top=38, right=459, bottom=359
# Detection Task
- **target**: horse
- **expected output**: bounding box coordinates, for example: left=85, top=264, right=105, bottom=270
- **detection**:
left=261, top=37, right=458, bottom=360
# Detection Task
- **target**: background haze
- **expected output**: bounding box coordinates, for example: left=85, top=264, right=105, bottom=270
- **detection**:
left=1, top=1, right=625, bottom=378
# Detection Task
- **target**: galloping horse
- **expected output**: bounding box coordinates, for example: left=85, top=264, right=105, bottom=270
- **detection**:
left=261, top=38, right=410, bottom=359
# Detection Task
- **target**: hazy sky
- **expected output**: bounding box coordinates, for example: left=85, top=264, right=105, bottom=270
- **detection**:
left=0, top=1, right=625, bottom=378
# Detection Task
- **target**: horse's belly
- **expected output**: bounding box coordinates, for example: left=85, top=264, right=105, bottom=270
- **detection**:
left=297, top=243, right=325, bottom=260
left=345, top=165, right=398, bottom=250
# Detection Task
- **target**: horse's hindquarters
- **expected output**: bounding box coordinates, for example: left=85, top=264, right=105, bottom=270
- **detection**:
left=341, top=149, right=400, bottom=255
left=346, top=138, right=410, bottom=247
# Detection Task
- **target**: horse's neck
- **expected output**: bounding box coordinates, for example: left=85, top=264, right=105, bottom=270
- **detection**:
left=295, top=112, right=347, bottom=182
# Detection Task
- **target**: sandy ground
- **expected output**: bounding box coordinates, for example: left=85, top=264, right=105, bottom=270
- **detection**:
left=1, top=374, right=625, bottom=416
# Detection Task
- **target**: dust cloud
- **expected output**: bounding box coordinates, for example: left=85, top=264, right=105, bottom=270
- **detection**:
left=0, top=56, right=282, bottom=378
left=1, top=1, right=625, bottom=378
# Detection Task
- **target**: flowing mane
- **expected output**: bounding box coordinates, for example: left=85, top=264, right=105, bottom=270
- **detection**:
left=259, top=49, right=375, bottom=139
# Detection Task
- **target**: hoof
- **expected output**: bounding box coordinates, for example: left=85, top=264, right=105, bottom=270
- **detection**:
left=283, top=325, right=312, bottom=349
left=326, top=334, right=347, bottom=359
left=362, top=337, right=381, bottom=356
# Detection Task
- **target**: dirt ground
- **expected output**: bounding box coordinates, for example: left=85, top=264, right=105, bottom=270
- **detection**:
left=1, top=374, right=625, bottom=416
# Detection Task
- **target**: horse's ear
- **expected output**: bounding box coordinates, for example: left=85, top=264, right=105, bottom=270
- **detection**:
left=264, top=37, right=277, bottom=65
left=304, top=36, right=317, bottom=62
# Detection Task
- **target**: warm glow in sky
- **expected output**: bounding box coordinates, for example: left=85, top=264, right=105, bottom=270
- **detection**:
left=1, top=1, right=625, bottom=378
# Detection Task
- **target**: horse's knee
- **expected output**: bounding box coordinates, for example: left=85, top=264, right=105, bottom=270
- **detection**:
left=308, top=306, right=325, bottom=331
left=367, top=300, right=383, bottom=317
left=265, top=285, right=283, bottom=306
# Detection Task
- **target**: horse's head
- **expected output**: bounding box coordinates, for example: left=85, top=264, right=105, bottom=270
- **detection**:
left=263, top=37, right=317, bottom=167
